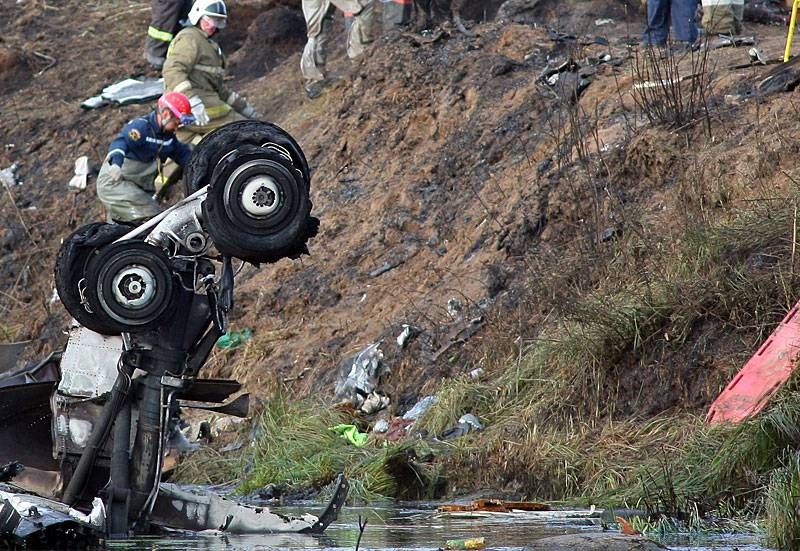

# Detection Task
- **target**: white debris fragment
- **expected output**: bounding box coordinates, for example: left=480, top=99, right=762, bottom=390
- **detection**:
left=595, top=18, right=614, bottom=26
left=68, top=155, right=90, bottom=191
left=361, top=391, right=390, bottom=414
left=447, top=298, right=462, bottom=318
left=67, top=497, right=106, bottom=529
left=396, top=324, right=420, bottom=348
left=0, top=163, right=20, bottom=188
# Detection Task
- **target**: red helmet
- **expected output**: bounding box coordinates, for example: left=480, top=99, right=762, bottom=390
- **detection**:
left=158, top=91, right=195, bottom=126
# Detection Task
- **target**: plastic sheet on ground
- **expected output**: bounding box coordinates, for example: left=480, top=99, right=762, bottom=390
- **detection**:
left=216, top=328, right=253, bottom=350
left=329, top=424, right=368, bottom=447
left=81, top=78, right=164, bottom=109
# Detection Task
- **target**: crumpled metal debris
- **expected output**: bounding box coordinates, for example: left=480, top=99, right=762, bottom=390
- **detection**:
left=748, top=47, right=769, bottom=65
left=711, top=35, right=756, bottom=49
left=0, top=164, right=20, bottom=188
left=403, top=395, right=437, bottom=421
left=153, top=483, right=321, bottom=533
left=439, top=413, right=483, bottom=440
left=334, top=343, right=389, bottom=408
left=0, top=486, right=101, bottom=544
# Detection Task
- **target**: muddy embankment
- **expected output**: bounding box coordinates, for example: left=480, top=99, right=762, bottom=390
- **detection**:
left=3, top=0, right=800, bottom=545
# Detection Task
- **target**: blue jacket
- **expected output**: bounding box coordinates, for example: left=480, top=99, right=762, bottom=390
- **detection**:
left=106, top=111, right=191, bottom=168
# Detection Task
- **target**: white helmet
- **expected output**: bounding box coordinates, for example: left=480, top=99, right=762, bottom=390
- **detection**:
left=188, top=0, right=228, bottom=27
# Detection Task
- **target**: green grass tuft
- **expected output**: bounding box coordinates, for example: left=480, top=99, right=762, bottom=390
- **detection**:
left=240, top=394, right=441, bottom=502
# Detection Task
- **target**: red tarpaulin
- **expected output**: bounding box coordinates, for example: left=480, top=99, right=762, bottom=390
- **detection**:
left=707, top=301, right=800, bottom=424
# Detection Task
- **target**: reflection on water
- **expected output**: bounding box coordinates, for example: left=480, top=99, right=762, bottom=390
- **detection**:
left=107, top=503, right=773, bottom=550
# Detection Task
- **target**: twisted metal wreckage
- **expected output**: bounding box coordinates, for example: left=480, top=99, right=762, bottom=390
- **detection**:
left=0, top=121, right=349, bottom=546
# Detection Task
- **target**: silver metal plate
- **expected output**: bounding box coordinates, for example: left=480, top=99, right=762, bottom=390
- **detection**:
left=58, top=327, right=123, bottom=398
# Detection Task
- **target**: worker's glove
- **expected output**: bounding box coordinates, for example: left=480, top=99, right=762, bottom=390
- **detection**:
left=189, top=96, right=210, bottom=126
left=109, top=164, right=122, bottom=182
left=241, top=103, right=261, bottom=119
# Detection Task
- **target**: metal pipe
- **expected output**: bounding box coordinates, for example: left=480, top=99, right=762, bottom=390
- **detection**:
left=62, top=359, right=134, bottom=506
left=107, top=397, right=132, bottom=538
left=114, top=186, right=208, bottom=243
left=785, top=0, right=800, bottom=62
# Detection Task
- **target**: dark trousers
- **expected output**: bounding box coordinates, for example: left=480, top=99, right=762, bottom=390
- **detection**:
left=383, top=0, right=413, bottom=28
left=144, top=0, right=191, bottom=67
left=414, top=0, right=452, bottom=24
left=642, top=0, right=698, bottom=45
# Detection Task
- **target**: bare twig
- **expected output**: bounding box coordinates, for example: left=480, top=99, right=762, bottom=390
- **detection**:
left=791, top=203, right=798, bottom=290
left=29, top=50, right=57, bottom=76
left=2, top=186, right=37, bottom=248
left=354, top=515, right=368, bottom=551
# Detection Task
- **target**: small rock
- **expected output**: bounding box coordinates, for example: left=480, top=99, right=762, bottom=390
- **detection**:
left=373, top=419, right=390, bottom=433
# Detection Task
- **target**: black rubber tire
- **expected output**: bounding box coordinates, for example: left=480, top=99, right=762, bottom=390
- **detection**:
left=54, top=223, right=131, bottom=336
left=83, top=241, right=176, bottom=333
left=202, top=144, right=311, bottom=264
left=183, top=120, right=310, bottom=195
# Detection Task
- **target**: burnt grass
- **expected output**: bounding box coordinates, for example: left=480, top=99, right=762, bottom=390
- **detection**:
left=3, top=0, right=800, bottom=525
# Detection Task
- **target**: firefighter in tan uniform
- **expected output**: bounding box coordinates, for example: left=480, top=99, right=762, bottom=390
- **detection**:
left=300, top=0, right=375, bottom=98
left=701, top=0, right=744, bottom=35
left=162, top=0, right=260, bottom=144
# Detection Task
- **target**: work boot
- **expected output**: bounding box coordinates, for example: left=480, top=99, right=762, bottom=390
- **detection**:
left=304, top=77, right=338, bottom=100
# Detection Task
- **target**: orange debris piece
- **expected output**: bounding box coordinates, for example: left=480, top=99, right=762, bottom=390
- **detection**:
left=438, top=498, right=550, bottom=513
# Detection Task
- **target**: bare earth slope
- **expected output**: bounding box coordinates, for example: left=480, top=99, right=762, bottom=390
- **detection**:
left=1, top=0, right=797, bottom=420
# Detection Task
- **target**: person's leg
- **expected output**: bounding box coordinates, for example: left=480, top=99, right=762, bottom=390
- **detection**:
left=670, top=0, right=698, bottom=43
left=413, top=0, right=432, bottom=30
left=331, top=0, right=375, bottom=59
left=383, top=0, right=413, bottom=29
left=301, top=0, right=333, bottom=84
left=642, top=0, right=670, bottom=45
left=144, top=0, right=184, bottom=68
left=431, top=0, right=452, bottom=22
left=96, top=163, right=162, bottom=223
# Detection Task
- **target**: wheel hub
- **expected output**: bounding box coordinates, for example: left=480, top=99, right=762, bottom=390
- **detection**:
left=112, top=266, right=156, bottom=309
left=241, top=176, right=280, bottom=217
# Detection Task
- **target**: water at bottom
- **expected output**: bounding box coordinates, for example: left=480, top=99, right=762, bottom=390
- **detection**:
left=107, top=504, right=773, bottom=551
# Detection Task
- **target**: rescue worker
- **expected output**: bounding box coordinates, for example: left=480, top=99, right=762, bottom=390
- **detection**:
left=163, top=0, right=260, bottom=144
left=701, top=0, right=744, bottom=35
left=641, top=0, right=698, bottom=47
left=384, top=0, right=413, bottom=29
left=301, top=0, right=375, bottom=99
left=97, top=92, right=195, bottom=224
left=144, top=0, right=193, bottom=69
